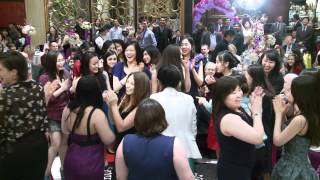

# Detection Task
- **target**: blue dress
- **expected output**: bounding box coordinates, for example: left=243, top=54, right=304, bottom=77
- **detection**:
left=123, top=134, right=179, bottom=180
left=271, top=135, right=319, bottom=180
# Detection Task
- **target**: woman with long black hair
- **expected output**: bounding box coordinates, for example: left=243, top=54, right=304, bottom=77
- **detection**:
left=62, top=75, right=115, bottom=179
left=39, top=50, right=70, bottom=179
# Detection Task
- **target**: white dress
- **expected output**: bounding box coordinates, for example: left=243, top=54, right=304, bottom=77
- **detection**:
left=242, top=28, right=254, bottom=45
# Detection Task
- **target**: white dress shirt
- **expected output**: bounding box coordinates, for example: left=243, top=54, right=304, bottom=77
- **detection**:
left=109, top=26, right=124, bottom=40
left=95, top=33, right=110, bottom=50
left=209, top=33, right=217, bottom=51
left=150, top=87, right=202, bottom=159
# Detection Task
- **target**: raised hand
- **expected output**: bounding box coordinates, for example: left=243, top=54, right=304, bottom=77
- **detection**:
left=205, top=75, right=216, bottom=85
left=272, top=95, right=289, bottom=116
left=249, top=86, right=264, bottom=115
left=60, top=79, right=70, bottom=91
left=103, top=90, right=118, bottom=107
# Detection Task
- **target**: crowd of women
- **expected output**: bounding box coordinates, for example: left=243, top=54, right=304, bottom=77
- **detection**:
left=1, top=18, right=320, bottom=180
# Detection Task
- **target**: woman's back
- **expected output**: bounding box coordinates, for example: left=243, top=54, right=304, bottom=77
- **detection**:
left=123, top=134, right=178, bottom=180
left=64, top=107, right=99, bottom=136
left=63, top=106, right=113, bottom=180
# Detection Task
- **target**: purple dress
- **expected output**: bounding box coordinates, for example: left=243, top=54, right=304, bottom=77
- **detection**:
left=64, top=108, right=105, bottom=180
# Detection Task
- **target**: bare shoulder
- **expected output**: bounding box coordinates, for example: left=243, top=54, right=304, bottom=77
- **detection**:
left=291, top=115, right=307, bottom=134
left=220, top=113, right=244, bottom=136
left=221, top=113, right=242, bottom=123
left=91, top=108, right=106, bottom=120
left=290, top=115, right=307, bottom=126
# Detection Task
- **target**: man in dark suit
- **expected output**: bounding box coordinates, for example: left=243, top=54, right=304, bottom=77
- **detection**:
left=232, top=23, right=244, bottom=55
left=222, top=18, right=233, bottom=33
left=296, top=17, right=314, bottom=53
left=200, top=24, right=222, bottom=52
left=210, top=29, right=235, bottom=62
left=293, top=14, right=302, bottom=31
left=193, top=23, right=205, bottom=53
left=215, top=18, right=224, bottom=33
left=171, top=30, right=182, bottom=45
left=74, top=17, right=86, bottom=41
left=271, top=16, right=287, bottom=45
left=153, top=17, right=173, bottom=52
left=200, top=44, right=212, bottom=64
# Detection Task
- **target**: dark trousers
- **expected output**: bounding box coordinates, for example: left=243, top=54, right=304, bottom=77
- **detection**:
left=0, top=131, right=48, bottom=180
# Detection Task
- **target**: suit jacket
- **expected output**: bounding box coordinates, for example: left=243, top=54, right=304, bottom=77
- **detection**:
left=153, top=26, right=173, bottom=52
left=271, top=22, right=287, bottom=43
left=139, top=29, right=157, bottom=49
left=296, top=25, right=314, bottom=52
left=282, top=43, right=298, bottom=54
left=200, top=31, right=222, bottom=50
left=214, top=24, right=224, bottom=33
left=75, top=23, right=86, bottom=40
left=233, top=31, right=245, bottom=55
left=293, top=21, right=302, bottom=31
left=193, top=29, right=205, bottom=53
left=222, top=25, right=233, bottom=32
left=150, top=87, right=202, bottom=159
left=296, top=25, right=314, bottom=43
left=171, top=36, right=182, bottom=45
left=210, top=39, right=230, bottom=62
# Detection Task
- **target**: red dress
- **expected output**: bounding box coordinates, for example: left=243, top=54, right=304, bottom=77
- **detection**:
left=207, top=114, right=220, bottom=151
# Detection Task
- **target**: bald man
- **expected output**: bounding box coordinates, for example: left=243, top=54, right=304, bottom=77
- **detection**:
left=282, top=73, right=298, bottom=93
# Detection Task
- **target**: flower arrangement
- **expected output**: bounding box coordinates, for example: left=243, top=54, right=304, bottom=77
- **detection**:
left=63, top=30, right=82, bottom=46
left=242, top=50, right=259, bottom=65
left=265, top=34, right=276, bottom=47
left=80, top=21, right=92, bottom=30
left=193, top=0, right=236, bottom=29
left=22, top=25, right=37, bottom=36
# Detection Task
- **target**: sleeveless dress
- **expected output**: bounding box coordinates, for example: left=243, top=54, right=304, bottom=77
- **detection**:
left=271, top=135, right=319, bottom=180
left=115, top=107, right=136, bottom=148
left=216, top=107, right=255, bottom=180
left=111, top=107, right=136, bottom=180
left=123, top=134, right=178, bottom=180
left=64, top=108, right=105, bottom=180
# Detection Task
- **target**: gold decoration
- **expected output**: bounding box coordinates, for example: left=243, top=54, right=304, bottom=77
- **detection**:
left=49, top=0, right=183, bottom=32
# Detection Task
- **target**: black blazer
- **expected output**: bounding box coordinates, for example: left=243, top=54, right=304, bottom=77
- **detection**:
left=171, top=36, right=181, bottom=45
left=200, top=31, right=222, bottom=49
left=296, top=25, right=314, bottom=52
left=293, top=21, right=302, bottom=31
left=210, top=39, right=230, bottom=62
left=282, top=43, right=298, bottom=53
left=153, top=26, right=173, bottom=52
left=75, top=23, right=86, bottom=40
left=296, top=25, right=314, bottom=44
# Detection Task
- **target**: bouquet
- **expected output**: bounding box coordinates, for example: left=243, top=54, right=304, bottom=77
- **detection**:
left=266, top=34, right=276, bottom=47
left=22, top=25, right=37, bottom=36
left=242, top=51, right=259, bottom=65
left=63, top=30, right=82, bottom=46
left=80, top=21, right=92, bottom=30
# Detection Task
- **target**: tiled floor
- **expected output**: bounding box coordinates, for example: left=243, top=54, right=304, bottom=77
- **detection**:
left=50, top=157, right=218, bottom=180
left=51, top=157, right=62, bottom=180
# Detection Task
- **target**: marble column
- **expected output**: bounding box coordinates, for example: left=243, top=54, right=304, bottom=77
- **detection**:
left=25, top=0, right=46, bottom=46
